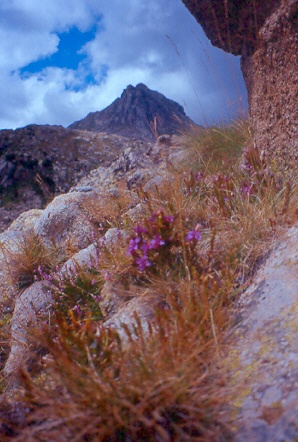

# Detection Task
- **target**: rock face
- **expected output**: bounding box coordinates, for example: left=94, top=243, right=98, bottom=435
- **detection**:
left=69, top=83, right=195, bottom=141
left=0, top=125, right=118, bottom=195
left=224, top=224, right=298, bottom=440
left=182, top=0, right=298, bottom=167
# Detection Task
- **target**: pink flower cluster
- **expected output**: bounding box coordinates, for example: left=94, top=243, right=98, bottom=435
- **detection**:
left=127, top=211, right=201, bottom=272
left=128, top=224, right=166, bottom=271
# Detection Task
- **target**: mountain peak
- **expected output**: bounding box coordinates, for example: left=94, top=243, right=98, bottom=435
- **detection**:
left=120, top=83, right=148, bottom=98
left=69, top=84, right=195, bottom=141
left=124, top=83, right=148, bottom=91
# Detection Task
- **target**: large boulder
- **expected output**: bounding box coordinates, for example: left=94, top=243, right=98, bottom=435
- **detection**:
left=182, top=0, right=298, bottom=168
left=104, top=293, right=167, bottom=344
left=34, top=190, right=96, bottom=253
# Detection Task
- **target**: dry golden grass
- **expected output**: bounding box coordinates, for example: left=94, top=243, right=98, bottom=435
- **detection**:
left=185, top=119, right=251, bottom=174
left=1, top=118, right=297, bottom=440
left=81, top=188, right=136, bottom=236
left=0, top=229, right=62, bottom=290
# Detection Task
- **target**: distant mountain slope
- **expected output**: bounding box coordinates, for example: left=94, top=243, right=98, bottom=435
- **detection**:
left=0, top=124, right=141, bottom=232
left=0, top=84, right=197, bottom=231
left=69, top=83, right=196, bottom=141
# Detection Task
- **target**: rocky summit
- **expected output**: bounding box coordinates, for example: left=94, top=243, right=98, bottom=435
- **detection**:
left=69, top=83, right=195, bottom=141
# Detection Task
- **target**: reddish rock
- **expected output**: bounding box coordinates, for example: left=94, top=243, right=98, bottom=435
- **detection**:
left=182, top=0, right=298, bottom=167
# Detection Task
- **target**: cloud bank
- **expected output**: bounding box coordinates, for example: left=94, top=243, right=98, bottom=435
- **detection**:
left=0, top=0, right=247, bottom=130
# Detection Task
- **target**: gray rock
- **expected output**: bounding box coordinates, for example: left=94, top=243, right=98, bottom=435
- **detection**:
left=100, top=281, right=130, bottom=317
left=182, top=0, right=298, bottom=169
left=100, top=228, right=129, bottom=249
left=3, top=281, right=53, bottom=378
left=104, top=294, right=167, bottom=344
left=224, top=224, right=298, bottom=439
left=34, top=191, right=96, bottom=252
left=0, top=125, right=127, bottom=232
left=59, top=243, right=99, bottom=277
left=70, top=186, right=94, bottom=193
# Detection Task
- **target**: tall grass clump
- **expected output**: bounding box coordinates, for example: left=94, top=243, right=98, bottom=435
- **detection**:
left=0, top=229, right=62, bottom=290
left=186, top=119, right=251, bottom=174
left=1, top=118, right=297, bottom=440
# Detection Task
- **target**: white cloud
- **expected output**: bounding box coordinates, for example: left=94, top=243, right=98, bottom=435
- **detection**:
left=1, top=0, right=98, bottom=32
left=0, top=28, right=59, bottom=71
left=0, top=0, right=100, bottom=71
left=0, top=0, right=247, bottom=130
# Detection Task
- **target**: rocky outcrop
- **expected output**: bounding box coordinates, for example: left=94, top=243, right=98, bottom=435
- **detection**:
left=34, top=190, right=96, bottom=252
left=69, top=83, right=196, bottom=141
left=182, top=0, right=298, bottom=168
left=1, top=115, right=298, bottom=439
left=1, top=134, right=187, bottom=378
left=0, top=89, right=194, bottom=234
left=0, top=125, right=136, bottom=233
left=224, top=223, right=298, bottom=440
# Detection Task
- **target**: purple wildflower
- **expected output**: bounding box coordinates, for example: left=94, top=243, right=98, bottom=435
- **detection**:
left=195, top=172, right=205, bottom=181
left=241, top=182, right=254, bottom=196
left=140, top=241, right=150, bottom=254
left=164, top=215, right=174, bottom=223
left=127, top=236, right=141, bottom=255
left=136, top=255, right=151, bottom=271
left=73, top=304, right=83, bottom=315
left=104, top=272, right=111, bottom=281
left=92, top=294, right=101, bottom=303
left=134, top=224, right=148, bottom=235
left=37, top=265, right=52, bottom=282
left=186, top=230, right=202, bottom=242
left=149, top=234, right=165, bottom=250
left=148, top=212, right=158, bottom=222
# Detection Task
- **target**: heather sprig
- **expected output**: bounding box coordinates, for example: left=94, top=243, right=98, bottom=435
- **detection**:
left=127, top=210, right=202, bottom=273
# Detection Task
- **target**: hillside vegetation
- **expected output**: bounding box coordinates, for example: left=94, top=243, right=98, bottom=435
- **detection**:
left=0, top=119, right=297, bottom=441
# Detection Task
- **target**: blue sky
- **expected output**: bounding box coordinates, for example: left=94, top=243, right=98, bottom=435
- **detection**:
left=20, top=27, right=97, bottom=74
left=19, top=26, right=101, bottom=92
left=0, top=0, right=247, bottom=130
